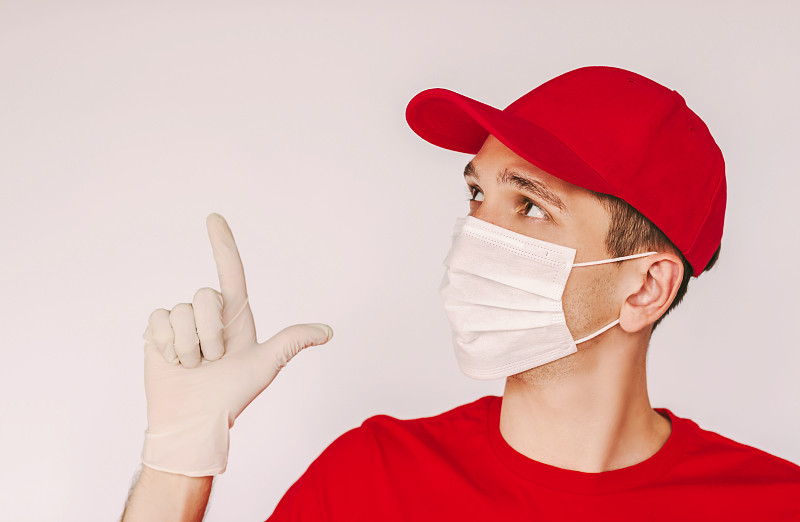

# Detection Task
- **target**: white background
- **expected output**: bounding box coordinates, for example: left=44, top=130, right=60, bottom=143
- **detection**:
left=1, top=1, right=798, bottom=520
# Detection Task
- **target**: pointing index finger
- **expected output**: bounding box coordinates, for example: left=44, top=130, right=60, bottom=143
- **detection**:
left=206, top=212, right=249, bottom=325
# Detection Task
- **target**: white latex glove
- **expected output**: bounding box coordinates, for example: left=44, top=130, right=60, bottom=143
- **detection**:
left=140, top=212, right=333, bottom=477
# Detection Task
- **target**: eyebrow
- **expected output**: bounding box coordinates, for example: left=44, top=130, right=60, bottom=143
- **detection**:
left=463, top=161, right=567, bottom=212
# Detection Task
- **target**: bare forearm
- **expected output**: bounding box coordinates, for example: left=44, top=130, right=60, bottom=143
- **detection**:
left=121, top=465, right=213, bottom=522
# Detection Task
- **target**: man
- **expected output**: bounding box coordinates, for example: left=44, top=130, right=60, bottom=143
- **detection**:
left=121, top=66, right=800, bottom=521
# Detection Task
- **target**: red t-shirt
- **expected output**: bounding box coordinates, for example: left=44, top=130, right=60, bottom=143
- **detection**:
left=267, top=396, right=800, bottom=521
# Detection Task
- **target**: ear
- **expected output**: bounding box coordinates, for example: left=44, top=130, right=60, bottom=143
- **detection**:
left=618, top=253, right=683, bottom=333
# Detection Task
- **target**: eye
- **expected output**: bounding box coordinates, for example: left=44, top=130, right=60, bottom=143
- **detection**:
left=521, top=199, right=548, bottom=220
left=466, top=185, right=484, bottom=202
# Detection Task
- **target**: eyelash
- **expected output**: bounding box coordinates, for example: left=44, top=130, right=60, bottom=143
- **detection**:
left=465, top=185, right=549, bottom=221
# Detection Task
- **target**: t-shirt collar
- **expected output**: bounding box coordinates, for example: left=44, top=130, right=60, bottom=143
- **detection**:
left=486, top=395, right=687, bottom=494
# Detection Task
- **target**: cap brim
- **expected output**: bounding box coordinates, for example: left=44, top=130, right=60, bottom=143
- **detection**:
left=405, top=88, right=616, bottom=194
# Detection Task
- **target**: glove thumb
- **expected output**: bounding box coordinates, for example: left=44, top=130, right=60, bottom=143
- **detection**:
left=262, top=323, right=334, bottom=371
left=228, top=323, right=333, bottom=423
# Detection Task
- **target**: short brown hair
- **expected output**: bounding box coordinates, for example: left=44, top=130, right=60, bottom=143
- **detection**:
left=591, top=193, right=720, bottom=332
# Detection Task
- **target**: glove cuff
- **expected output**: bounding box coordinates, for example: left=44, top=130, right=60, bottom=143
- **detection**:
left=141, top=410, right=231, bottom=477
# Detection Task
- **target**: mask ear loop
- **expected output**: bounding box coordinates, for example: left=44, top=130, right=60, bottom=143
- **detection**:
left=574, top=318, right=620, bottom=344
left=572, top=251, right=657, bottom=267
left=570, top=251, right=657, bottom=344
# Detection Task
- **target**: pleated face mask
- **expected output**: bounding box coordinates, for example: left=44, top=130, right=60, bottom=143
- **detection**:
left=440, top=216, right=657, bottom=380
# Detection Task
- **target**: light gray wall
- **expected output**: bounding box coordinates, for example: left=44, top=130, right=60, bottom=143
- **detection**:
left=1, top=1, right=797, bottom=520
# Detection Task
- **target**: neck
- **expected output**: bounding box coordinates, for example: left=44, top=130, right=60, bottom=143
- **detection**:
left=499, top=330, right=672, bottom=473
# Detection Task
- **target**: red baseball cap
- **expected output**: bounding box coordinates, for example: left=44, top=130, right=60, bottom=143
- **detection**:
left=405, top=65, right=726, bottom=276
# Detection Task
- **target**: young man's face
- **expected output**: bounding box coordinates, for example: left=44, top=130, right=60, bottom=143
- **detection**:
left=465, top=134, right=626, bottom=348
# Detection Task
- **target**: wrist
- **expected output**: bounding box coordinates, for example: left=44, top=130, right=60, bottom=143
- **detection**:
left=123, top=465, right=213, bottom=522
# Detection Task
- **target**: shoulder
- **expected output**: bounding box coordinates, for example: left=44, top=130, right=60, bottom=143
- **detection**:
left=313, top=395, right=496, bottom=464
left=268, top=397, right=497, bottom=520
left=312, top=395, right=497, bottom=468
left=360, top=395, right=495, bottom=440
left=667, top=409, right=800, bottom=483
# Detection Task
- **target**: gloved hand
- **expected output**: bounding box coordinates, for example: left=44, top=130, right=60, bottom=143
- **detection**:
left=140, top=212, right=333, bottom=477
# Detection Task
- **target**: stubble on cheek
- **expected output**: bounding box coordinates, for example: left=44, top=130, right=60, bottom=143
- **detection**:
left=562, top=267, right=620, bottom=344
left=511, top=268, right=620, bottom=388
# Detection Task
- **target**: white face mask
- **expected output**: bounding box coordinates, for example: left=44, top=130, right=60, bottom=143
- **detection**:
left=440, top=216, right=656, bottom=380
